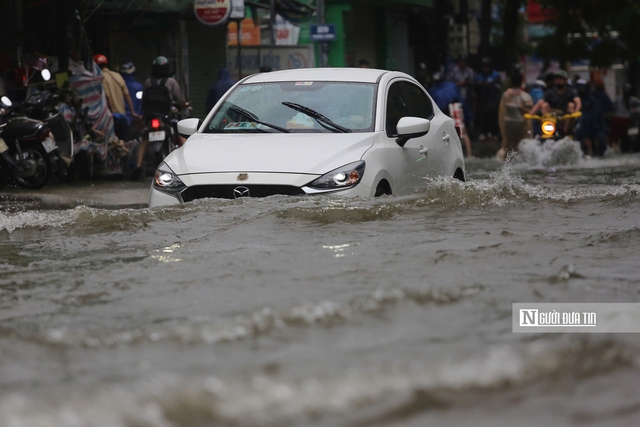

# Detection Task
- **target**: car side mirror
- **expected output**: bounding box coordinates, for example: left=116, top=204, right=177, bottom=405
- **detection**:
left=396, top=117, right=430, bottom=147
left=177, top=118, right=200, bottom=138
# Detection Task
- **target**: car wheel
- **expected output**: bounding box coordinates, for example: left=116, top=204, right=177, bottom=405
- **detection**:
left=375, top=180, right=391, bottom=197
left=453, top=168, right=465, bottom=182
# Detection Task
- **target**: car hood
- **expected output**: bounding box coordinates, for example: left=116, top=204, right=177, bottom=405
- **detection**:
left=165, top=132, right=376, bottom=175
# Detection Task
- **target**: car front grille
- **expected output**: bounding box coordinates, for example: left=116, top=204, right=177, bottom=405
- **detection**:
left=181, top=184, right=306, bottom=202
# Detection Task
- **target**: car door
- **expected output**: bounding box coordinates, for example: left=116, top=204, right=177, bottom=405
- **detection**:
left=398, top=81, right=449, bottom=177
left=383, top=81, right=427, bottom=194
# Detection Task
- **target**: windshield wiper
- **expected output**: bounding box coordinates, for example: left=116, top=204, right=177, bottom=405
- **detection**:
left=281, top=102, right=352, bottom=133
left=228, top=106, right=290, bottom=133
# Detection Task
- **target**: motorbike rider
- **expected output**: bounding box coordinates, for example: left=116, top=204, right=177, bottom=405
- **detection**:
left=531, top=70, right=582, bottom=115
left=131, top=56, right=186, bottom=180
left=530, top=70, right=581, bottom=135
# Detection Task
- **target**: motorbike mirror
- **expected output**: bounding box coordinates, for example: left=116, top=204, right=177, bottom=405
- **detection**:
left=136, top=91, right=143, bottom=100
left=41, top=69, right=51, bottom=81
left=1, top=96, right=12, bottom=107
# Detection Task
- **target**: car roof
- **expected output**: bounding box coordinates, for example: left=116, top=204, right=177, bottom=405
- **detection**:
left=242, top=67, right=389, bottom=84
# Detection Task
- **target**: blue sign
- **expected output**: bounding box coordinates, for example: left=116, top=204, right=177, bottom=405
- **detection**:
left=310, top=24, right=337, bottom=42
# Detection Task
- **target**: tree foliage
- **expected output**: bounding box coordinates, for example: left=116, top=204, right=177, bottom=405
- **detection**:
left=535, top=0, right=640, bottom=67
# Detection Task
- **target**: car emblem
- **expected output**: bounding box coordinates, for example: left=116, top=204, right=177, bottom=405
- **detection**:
left=233, top=186, right=250, bottom=198
left=237, top=173, right=249, bottom=181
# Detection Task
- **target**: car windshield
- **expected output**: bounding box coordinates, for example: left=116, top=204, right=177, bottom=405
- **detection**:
left=204, top=81, right=376, bottom=133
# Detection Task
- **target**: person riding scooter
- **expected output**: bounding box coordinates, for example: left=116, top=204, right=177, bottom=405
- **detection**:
left=530, top=70, right=582, bottom=136
left=131, top=56, right=186, bottom=180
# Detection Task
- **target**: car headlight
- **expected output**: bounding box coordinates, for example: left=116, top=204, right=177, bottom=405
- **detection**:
left=307, top=161, right=365, bottom=190
left=153, top=162, right=185, bottom=193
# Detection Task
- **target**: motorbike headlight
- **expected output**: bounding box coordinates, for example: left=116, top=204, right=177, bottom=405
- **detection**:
left=153, top=162, right=185, bottom=193
left=307, top=161, right=365, bottom=190
left=541, top=120, right=556, bottom=136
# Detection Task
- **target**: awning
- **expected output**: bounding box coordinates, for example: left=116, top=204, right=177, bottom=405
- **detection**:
left=87, top=0, right=192, bottom=12
left=327, top=0, right=433, bottom=7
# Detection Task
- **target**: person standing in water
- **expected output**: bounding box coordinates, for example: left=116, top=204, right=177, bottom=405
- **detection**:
left=496, top=73, right=533, bottom=161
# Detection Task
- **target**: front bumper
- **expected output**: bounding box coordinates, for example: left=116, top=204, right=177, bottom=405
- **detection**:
left=148, top=172, right=372, bottom=207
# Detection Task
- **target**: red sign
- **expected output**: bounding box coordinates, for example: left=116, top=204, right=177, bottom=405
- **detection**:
left=527, top=0, right=556, bottom=24
left=195, top=0, right=231, bottom=26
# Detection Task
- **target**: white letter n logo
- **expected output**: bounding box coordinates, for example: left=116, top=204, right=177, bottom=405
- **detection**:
left=519, top=309, right=538, bottom=326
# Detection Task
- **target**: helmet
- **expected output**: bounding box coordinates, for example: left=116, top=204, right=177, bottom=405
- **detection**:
left=152, top=56, right=170, bottom=78
left=554, top=70, right=568, bottom=80
left=432, top=72, right=443, bottom=84
left=576, top=79, right=588, bottom=92
left=533, top=79, right=547, bottom=88
left=119, top=62, right=136, bottom=74
left=94, top=54, right=108, bottom=65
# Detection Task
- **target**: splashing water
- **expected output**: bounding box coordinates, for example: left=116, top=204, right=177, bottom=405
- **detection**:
left=514, top=137, right=583, bottom=167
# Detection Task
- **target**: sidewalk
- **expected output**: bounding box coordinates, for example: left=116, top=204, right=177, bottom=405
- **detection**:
left=0, top=179, right=151, bottom=210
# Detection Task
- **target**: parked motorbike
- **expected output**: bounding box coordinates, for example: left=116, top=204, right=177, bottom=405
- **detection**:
left=0, top=96, right=56, bottom=189
left=21, top=88, right=76, bottom=181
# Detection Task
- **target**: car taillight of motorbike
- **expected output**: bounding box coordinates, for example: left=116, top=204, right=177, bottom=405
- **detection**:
left=151, top=118, right=161, bottom=129
left=12, top=67, right=28, bottom=87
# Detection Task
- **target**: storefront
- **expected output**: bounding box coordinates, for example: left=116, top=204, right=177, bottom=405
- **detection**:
left=325, top=0, right=435, bottom=78
left=85, top=1, right=229, bottom=118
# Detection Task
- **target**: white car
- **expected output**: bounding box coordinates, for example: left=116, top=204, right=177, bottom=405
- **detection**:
left=149, top=68, right=465, bottom=207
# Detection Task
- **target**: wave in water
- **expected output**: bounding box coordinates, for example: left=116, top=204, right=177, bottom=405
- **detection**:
left=12, top=284, right=483, bottom=348
left=2, top=163, right=640, bottom=231
left=0, top=338, right=635, bottom=427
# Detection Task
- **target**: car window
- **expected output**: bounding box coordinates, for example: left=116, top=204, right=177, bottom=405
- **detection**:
left=203, top=82, right=376, bottom=133
left=386, top=82, right=409, bottom=137
left=400, top=82, right=434, bottom=119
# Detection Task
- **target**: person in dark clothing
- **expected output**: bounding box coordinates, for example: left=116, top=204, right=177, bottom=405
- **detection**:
left=475, top=57, right=502, bottom=140
left=430, top=72, right=465, bottom=114
left=574, top=79, right=607, bottom=156
left=119, top=62, right=143, bottom=120
left=531, top=70, right=582, bottom=114
left=531, top=70, right=582, bottom=135
left=206, top=68, right=236, bottom=112
left=430, top=72, right=472, bottom=157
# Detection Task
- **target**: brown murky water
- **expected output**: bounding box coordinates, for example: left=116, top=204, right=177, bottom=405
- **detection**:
left=1, top=150, right=640, bottom=426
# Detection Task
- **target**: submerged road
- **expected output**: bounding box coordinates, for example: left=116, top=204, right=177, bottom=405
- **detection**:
left=1, top=152, right=640, bottom=427
left=0, top=179, right=150, bottom=210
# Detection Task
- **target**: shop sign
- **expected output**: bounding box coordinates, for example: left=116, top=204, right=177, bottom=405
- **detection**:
left=228, top=18, right=261, bottom=46
left=194, top=0, right=231, bottom=26
left=310, top=24, right=336, bottom=42
left=229, top=0, right=245, bottom=20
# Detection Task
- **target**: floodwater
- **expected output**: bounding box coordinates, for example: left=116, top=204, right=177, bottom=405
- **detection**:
left=1, top=146, right=640, bottom=427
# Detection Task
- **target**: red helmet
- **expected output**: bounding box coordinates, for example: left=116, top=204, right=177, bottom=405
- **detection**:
left=94, top=54, right=108, bottom=65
